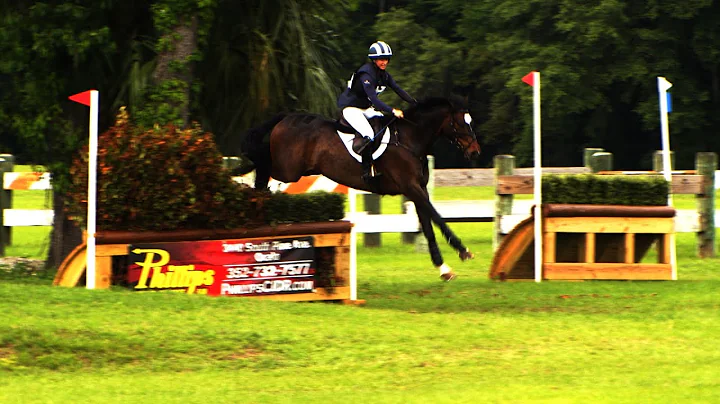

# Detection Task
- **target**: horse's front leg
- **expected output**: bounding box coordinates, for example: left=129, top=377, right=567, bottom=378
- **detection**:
left=410, top=186, right=474, bottom=280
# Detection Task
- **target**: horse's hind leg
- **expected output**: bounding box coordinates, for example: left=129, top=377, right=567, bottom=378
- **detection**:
left=415, top=208, right=452, bottom=280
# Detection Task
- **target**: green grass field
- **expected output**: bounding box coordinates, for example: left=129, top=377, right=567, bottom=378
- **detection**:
left=1, top=169, right=719, bottom=403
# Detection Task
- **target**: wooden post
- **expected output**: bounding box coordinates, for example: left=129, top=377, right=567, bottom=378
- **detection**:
left=589, top=152, right=613, bottom=173
left=695, top=152, right=717, bottom=258
left=652, top=150, right=675, bottom=172
left=363, top=193, right=381, bottom=247
left=494, top=155, right=515, bottom=250
left=583, top=148, right=604, bottom=169
left=0, top=154, right=13, bottom=250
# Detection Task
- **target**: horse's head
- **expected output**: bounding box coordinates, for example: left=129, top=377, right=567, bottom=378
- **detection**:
left=408, top=97, right=481, bottom=161
left=443, top=104, right=481, bottom=161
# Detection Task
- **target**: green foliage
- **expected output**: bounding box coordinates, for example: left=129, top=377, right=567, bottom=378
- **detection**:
left=197, top=0, right=346, bottom=151
left=264, top=192, right=346, bottom=224
left=0, top=1, right=115, bottom=170
left=65, top=108, right=256, bottom=231
left=64, top=108, right=345, bottom=231
left=134, top=79, right=190, bottom=128
left=448, top=0, right=720, bottom=168
left=136, top=0, right=217, bottom=128
left=542, top=174, right=669, bottom=206
left=372, top=7, right=462, bottom=102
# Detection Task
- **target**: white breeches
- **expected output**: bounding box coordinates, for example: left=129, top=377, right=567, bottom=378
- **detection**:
left=342, top=107, right=384, bottom=139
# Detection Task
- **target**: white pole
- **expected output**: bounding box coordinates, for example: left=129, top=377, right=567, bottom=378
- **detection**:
left=348, top=188, right=358, bottom=300
left=657, top=76, right=677, bottom=280
left=86, top=90, right=99, bottom=289
left=532, top=72, right=543, bottom=283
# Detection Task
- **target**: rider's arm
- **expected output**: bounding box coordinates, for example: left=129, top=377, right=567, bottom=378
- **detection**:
left=359, top=73, right=394, bottom=113
left=386, top=73, right=417, bottom=105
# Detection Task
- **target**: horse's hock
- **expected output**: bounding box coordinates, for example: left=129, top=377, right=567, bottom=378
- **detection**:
left=53, top=221, right=354, bottom=302
left=490, top=204, right=676, bottom=281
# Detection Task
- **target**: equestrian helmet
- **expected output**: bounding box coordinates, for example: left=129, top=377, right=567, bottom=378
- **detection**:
left=368, top=41, right=393, bottom=59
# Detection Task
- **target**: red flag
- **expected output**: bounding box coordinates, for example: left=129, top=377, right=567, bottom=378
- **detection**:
left=69, top=90, right=94, bottom=106
left=522, top=71, right=536, bottom=87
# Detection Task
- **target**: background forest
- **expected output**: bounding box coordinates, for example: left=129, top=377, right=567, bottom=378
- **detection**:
left=2, top=0, right=720, bottom=171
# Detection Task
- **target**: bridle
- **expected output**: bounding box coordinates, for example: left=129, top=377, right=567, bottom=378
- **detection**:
left=444, top=109, right=478, bottom=153
left=384, top=103, right=478, bottom=159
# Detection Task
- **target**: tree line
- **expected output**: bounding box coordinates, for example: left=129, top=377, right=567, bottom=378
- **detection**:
left=2, top=0, right=719, bottom=172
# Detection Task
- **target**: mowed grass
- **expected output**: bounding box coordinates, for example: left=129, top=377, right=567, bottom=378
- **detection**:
left=1, top=169, right=719, bottom=403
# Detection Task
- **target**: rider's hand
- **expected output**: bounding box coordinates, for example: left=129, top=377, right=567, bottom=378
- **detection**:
left=392, top=109, right=404, bottom=119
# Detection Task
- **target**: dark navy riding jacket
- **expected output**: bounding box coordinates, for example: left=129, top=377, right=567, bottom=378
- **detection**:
left=337, top=62, right=416, bottom=113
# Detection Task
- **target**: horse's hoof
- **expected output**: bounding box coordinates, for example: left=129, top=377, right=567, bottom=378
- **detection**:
left=459, top=250, right=474, bottom=261
left=440, top=272, right=457, bottom=282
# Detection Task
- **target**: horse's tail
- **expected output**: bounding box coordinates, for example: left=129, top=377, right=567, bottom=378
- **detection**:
left=240, top=113, right=287, bottom=162
left=239, top=113, right=287, bottom=189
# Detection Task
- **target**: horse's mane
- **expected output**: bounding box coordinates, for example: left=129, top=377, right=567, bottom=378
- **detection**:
left=407, top=95, right=468, bottom=115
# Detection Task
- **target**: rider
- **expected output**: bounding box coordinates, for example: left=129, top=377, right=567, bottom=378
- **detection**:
left=337, top=41, right=416, bottom=181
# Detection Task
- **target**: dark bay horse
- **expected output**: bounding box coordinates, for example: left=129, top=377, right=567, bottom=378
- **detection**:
left=239, top=97, right=481, bottom=280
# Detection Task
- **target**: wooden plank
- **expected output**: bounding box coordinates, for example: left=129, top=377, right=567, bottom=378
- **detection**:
left=543, top=263, right=673, bottom=280
left=659, top=233, right=671, bottom=264
left=433, top=168, right=495, bottom=187
left=624, top=233, right=635, bottom=264
left=496, top=174, right=704, bottom=195
left=434, top=167, right=590, bottom=188
left=311, top=233, right=350, bottom=247
left=585, top=233, right=596, bottom=263
left=544, top=232, right=556, bottom=263
left=496, top=175, right=534, bottom=195
left=96, top=244, right=129, bottom=257
left=545, top=217, right=674, bottom=234
left=95, top=256, right=112, bottom=289
left=433, top=167, right=589, bottom=188
left=334, top=246, right=350, bottom=283
left=670, top=175, right=704, bottom=194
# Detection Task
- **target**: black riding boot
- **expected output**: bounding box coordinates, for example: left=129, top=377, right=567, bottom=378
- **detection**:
left=353, top=136, right=372, bottom=154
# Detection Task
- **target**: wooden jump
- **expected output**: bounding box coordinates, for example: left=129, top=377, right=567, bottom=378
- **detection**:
left=489, top=204, right=676, bottom=281
left=53, top=221, right=354, bottom=302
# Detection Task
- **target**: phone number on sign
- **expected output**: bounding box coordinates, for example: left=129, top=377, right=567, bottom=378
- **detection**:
left=226, top=262, right=312, bottom=279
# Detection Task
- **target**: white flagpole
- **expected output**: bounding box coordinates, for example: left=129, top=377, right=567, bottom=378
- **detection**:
left=532, top=72, right=543, bottom=283
left=348, top=188, right=358, bottom=300
left=657, top=76, right=677, bottom=280
left=86, top=90, right=99, bottom=289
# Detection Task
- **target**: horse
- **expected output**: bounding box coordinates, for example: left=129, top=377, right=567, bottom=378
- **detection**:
left=238, top=96, right=482, bottom=281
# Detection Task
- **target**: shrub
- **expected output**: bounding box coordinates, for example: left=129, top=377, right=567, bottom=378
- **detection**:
left=542, top=174, right=669, bottom=206
left=65, top=108, right=259, bottom=231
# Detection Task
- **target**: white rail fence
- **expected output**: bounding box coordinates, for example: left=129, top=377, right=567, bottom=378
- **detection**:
left=4, top=170, right=718, bottom=234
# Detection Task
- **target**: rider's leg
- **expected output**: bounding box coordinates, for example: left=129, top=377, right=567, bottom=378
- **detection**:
left=343, top=108, right=378, bottom=181
left=342, top=107, right=374, bottom=140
